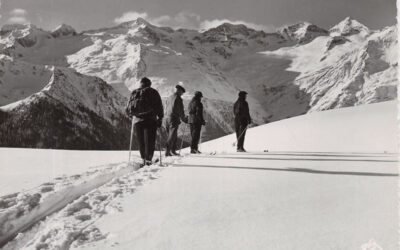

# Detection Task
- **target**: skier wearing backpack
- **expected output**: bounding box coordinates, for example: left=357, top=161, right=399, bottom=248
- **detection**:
left=233, top=91, right=252, bottom=152
left=126, top=77, right=164, bottom=167
left=188, top=91, right=205, bottom=154
left=164, top=85, right=188, bottom=156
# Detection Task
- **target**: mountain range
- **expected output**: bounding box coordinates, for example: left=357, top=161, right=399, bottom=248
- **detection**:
left=0, top=17, right=397, bottom=149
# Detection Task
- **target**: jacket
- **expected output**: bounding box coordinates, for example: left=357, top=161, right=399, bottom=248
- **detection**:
left=165, top=93, right=186, bottom=125
left=188, top=97, right=205, bottom=125
left=127, top=87, right=164, bottom=123
left=233, top=98, right=251, bottom=124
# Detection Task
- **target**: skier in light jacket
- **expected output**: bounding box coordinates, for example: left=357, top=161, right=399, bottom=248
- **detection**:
left=164, top=85, right=188, bottom=156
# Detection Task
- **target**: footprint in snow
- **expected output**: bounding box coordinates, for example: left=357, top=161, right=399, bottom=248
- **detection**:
left=40, top=186, right=54, bottom=193
left=95, top=195, right=108, bottom=202
left=71, top=174, right=81, bottom=179
left=75, top=214, right=92, bottom=221
left=66, top=201, right=92, bottom=216
left=149, top=174, right=159, bottom=180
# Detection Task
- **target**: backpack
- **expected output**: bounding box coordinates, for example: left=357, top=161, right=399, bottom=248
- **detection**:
left=126, top=87, right=153, bottom=118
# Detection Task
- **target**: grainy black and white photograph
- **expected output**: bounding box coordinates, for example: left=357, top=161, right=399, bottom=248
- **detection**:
left=0, top=0, right=398, bottom=249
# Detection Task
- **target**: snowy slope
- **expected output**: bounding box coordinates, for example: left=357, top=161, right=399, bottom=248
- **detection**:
left=201, top=101, right=398, bottom=153
left=1, top=100, right=396, bottom=249
left=0, top=55, right=52, bottom=106
left=262, top=24, right=397, bottom=115
left=80, top=152, right=397, bottom=250
left=330, top=17, right=370, bottom=37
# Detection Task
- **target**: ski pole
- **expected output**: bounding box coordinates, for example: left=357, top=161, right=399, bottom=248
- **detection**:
left=233, top=124, right=248, bottom=147
left=158, top=127, right=163, bottom=166
left=198, top=126, right=203, bottom=152
left=179, top=123, right=188, bottom=155
left=128, top=118, right=135, bottom=166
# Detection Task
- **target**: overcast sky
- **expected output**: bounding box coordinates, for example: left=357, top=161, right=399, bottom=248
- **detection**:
left=0, top=0, right=396, bottom=32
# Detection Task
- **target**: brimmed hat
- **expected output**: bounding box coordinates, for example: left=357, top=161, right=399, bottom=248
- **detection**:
left=238, top=91, right=248, bottom=97
left=176, top=85, right=186, bottom=93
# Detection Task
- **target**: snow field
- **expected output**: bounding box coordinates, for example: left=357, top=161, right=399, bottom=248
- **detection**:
left=0, top=149, right=132, bottom=196
left=2, top=164, right=165, bottom=250
left=76, top=152, right=398, bottom=250
left=196, top=101, right=398, bottom=154
left=0, top=100, right=397, bottom=249
left=0, top=154, right=181, bottom=249
left=0, top=159, right=136, bottom=247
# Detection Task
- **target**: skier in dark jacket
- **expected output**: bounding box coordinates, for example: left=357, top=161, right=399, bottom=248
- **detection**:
left=165, top=85, right=188, bottom=156
left=126, top=77, right=163, bottom=166
left=188, top=91, right=205, bottom=154
left=233, top=91, right=251, bottom=152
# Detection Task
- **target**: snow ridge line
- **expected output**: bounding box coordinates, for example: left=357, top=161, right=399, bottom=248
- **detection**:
left=0, top=162, right=137, bottom=247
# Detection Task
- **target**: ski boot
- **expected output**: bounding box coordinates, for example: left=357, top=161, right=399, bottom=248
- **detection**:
left=171, top=151, right=180, bottom=156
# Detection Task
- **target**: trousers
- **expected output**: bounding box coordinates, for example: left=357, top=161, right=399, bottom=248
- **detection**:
left=166, top=120, right=179, bottom=153
left=134, top=120, right=157, bottom=161
left=190, top=124, right=202, bottom=150
left=235, top=120, right=247, bottom=150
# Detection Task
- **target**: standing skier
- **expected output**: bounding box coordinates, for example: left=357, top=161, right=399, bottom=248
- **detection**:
left=188, top=91, right=205, bottom=154
left=164, top=85, right=188, bottom=156
left=126, top=77, right=164, bottom=167
left=233, top=91, right=252, bottom=152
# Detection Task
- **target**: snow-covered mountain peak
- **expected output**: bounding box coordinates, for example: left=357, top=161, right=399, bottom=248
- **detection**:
left=118, top=17, right=155, bottom=30
left=0, top=19, right=396, bottom=149
left=330, top=17, right=370, bottom=36
left=199, top=22, right=270, bottom=46
left=0, top=23, right=51, bottom=50
left=0, top=23, right=37, bottom=32
left=207, top=23, right=255, bottom=34
left=0, top=24, right=27, bottom=34
left=0, top=23, right=42, bottom=37
left=279, top=22, right=328, bottom=44
left=111, top=17, right=177, bottom=41
left=51, top=24, right=77, bottom=38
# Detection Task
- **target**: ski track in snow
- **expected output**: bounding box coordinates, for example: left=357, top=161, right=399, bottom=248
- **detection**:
left=0, top=156, right=179, bottom=250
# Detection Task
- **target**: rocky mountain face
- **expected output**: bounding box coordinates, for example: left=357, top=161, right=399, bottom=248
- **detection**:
left=0, top=66, right=132, bottom=149
left=0, top=17, right=397, bottom=149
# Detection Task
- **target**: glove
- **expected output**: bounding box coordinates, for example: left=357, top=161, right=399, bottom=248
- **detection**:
left=156, top=118, right=163, bottom=128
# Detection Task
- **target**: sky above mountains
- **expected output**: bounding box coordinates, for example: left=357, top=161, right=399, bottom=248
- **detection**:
left=0, top=0, right=396, bottom=32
